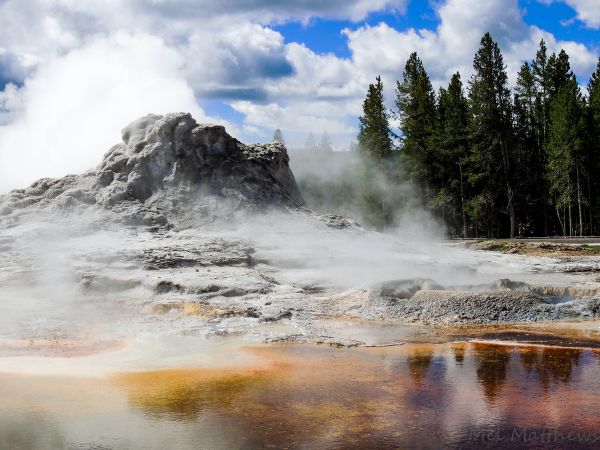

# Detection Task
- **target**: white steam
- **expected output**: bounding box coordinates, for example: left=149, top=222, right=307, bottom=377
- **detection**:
left=0, top=33, right=210, bottom=193
left=226, top=210, right=536, bottom=290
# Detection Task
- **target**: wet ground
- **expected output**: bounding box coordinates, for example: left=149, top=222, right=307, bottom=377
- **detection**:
left=3, top=322, right=600, bottom=449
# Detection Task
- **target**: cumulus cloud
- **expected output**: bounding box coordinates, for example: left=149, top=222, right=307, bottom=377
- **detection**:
left=231, top=98, right=358, bottom=149
left=345, top=0, right=597, bottom=87
left=0, top=33, right=210, bottom=192
left=183, top=23, right=294, bottom=100
left=548, top=0, right=600, bottom=28
left=0, top=0, right=407, bottom=90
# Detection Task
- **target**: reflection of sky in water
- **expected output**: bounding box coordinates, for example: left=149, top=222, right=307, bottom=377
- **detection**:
left=2, top=343, right=600, bottom=449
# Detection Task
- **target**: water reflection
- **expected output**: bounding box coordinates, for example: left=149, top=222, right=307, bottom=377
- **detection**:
left=473, top=344, right=511, bottom=403
left=3, top=342, right=600, bottom=449
left=452, top=343, right=466, bottom=364
left=520, top=347, right=581, bottom=389
left=406, top=345, right=434, bottom=384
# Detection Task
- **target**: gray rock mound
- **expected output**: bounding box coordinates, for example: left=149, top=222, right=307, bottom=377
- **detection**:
left=406, top=290, right=557, bottom=325
left=368, top=278, right=442, bottom=304
left=0, top=113, right=304, bottom=229
left=362, top=279, right=600, bottom=325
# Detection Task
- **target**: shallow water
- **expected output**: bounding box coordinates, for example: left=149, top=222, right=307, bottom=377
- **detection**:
left=2, top=342, right=600, bottom=449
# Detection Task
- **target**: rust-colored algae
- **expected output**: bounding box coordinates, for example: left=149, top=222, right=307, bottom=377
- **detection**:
left=115, top=368, right=277, bottom=419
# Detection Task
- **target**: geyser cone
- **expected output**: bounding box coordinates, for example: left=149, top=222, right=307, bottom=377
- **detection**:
left=0, top=113, right=304, bottom=229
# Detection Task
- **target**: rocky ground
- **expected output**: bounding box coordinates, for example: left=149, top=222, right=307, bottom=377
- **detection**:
left=2, top=113, right=600, bottom=356
left=468, top=239, right=600, bottom=257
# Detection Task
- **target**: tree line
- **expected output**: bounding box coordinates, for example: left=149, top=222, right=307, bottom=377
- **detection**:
left=274, top=128, right=334, bottom=153
left=358, top=32, right=600, bottom=238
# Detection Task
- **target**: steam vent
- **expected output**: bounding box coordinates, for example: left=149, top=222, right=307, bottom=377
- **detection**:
left=0, top=113, right=304, bottom=229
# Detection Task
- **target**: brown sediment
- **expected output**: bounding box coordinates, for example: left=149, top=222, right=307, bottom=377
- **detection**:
left=148, top=301, right=221, bottom=318
left=148, top=300, right=258, bottom=318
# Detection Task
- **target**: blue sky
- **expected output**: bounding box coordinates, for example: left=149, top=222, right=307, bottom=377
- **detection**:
left=0, top=0, right=598, bottom=191
left=272, top=1, right=438, bottom=58
left=522, top=0, right=600, bottom=47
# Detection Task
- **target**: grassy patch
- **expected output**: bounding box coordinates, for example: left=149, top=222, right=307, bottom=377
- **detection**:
left=580, top=244, right=600, bottom=254
left=477, top=240, right=512, bottom=252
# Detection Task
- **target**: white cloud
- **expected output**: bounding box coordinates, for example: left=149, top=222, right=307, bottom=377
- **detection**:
left=0, top=0, right=408, bottom=86
left=343, top=0, right=598, bottom=91
left=0, top=33, right=210, bottom=192
left=231, top=99, right=357, bottom=149
left=0, top=82, right=22, bottom=125
left=553, top=0, right=600, bottom=28
left=275, top=43, right=363, bottom=99
left=183, top=23, right=294, bottom=99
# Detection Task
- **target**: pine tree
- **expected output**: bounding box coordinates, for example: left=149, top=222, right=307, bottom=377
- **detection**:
left=317, top=131, right=333, bottom=152
left=531, top=40, right=554, bottom=234
left=348, top=37, right=600, bottom=237
left=304, top=132, right=317, bottom=152
left=543, top=49, right=588, bottom=236
left=358, top=76, right=393, bottom=161
left=546, top=78, right=585, bottom=236
left=547, top=50, right=573, bottom=97
left=357, top=75, right=394, bottom=229
left=434, top=72, right=470, bottom=237
left=273, top=129, right=285, bottom=144
left=468, top=33, right=516, bottom=237
left=588, top=59, right=600, bottom=147
left=586, top=59, right=600, bottom=234
left=514, top=63, right=537, bottom=145
left=514, top=62, right=545, bottom=235
left=532, top=39, right=550, bottom=147
left=395, top=52, right=437, bottom=205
